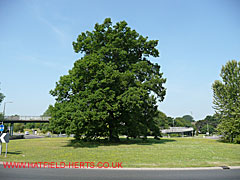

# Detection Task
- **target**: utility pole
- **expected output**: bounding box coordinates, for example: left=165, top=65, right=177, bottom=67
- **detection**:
left=207, top=122, right=209, bottom=136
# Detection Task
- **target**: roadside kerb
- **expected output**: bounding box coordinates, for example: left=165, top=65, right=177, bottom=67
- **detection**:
left=0, top=162, right=239, bottom=170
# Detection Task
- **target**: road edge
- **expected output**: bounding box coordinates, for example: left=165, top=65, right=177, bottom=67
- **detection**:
left=0, top=162, right=240, bottom=170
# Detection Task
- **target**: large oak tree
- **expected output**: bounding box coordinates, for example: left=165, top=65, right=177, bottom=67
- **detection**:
left=50, top=18, right=166, bottom=141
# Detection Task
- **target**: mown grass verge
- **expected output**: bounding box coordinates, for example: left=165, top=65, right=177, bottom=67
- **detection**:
left=0, top=137, right=239, bottom=168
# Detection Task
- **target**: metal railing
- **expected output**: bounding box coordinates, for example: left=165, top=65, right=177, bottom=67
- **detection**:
left=3, top=116, right=51, bottom=121
left=161, top=127, right=194, bottom=133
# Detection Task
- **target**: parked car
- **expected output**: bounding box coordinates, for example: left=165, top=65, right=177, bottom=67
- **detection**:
left=25, top=131, right=29, bottom=135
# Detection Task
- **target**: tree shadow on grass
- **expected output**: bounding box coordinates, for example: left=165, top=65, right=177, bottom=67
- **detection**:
left=216, top=139, right=236, bottom=144
left=63, top=138, right=176, bottom=148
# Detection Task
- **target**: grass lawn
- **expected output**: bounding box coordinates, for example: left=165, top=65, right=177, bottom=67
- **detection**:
left=0, top=137, right=240, bottom=168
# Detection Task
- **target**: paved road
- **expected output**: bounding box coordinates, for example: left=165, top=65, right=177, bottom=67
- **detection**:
left=23, top=135, right=45, bottom=139
left=12, top=133, right=45, bottom=139
left=1, top=166, right=240, bottom=180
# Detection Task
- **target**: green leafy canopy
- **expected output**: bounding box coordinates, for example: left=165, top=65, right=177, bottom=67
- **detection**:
left=50, top=18, right=166, bottom=141
left=212, top=60, right=240, bottom=143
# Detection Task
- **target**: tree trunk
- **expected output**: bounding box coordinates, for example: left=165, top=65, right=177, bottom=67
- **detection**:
left=108, top=112, right=120, bottom=142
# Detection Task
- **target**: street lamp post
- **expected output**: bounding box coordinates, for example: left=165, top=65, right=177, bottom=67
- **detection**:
left=2, top=101, right=13, bottom=123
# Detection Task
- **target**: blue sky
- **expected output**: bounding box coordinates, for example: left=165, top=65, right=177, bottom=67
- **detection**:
left=0, top=0, right=239, bottom=120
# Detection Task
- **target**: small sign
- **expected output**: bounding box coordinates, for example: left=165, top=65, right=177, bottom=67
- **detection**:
left=0, top=133, right=9, bottom=143
left=0, top=125, right=4, bottom=132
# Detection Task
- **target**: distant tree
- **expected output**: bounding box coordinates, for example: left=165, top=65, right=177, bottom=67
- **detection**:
left=212, top=60, right=240, bottom=143
left=195, top=115, right=219, bottom=134
left=14, top=123, right=24, bottom=133
left=204, top=115, right=219, bottom=128
left=50, top=18, right=166, bottom=141
left=174, top=117, right=185, bottom=127
left=162, top=116, right=194, bottom=128
left=171, top=117, right=193, bottom=127
left=200, top=124, right=214, bottom=134
left=0, top=85, right=4, bottom=105
left=182, top=115, right=194, bottom=123
left=166, top=116, right=174, bottom=127
left=25, top=123, right=35, bottom=129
